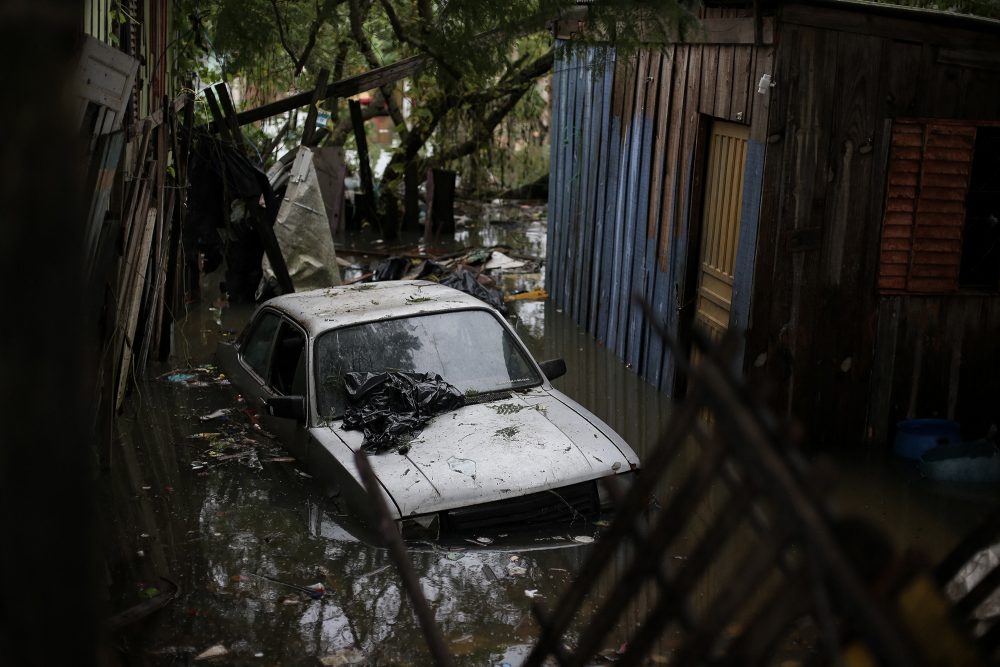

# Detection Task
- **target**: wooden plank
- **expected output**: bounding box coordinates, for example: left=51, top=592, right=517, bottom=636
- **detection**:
left=76, top=35, right=139, bottom=120
left=783, top=27, right=841, bottom=428
left=730, top=45, right=753, bottom=122
left=301, top=68, right=331, bottom=147
left=938, top=47, right=1000, bottom=71
left=780, top=3, right=1000, bottom=51
left=746, top=26, right=833, bottom=417
left=115, top=205, right=158, bottom=410
left=228, top=55, right=427, bottom=128
left=213, top=82, right=248, bottom=153
left=641, top=47, right=674, bottom=381
left=672, top=40, right=705, bottom=339
left=650, top=45, right=690, bottom=390
left=715, top=44, right=735, bottom=120
left=664, top=16, right=776, bottom=45
left=815, top=31, right=885, bottom=443
left=748, top=45, right=775, bottom=152
left=202, top=87, right=234, bottom=145
left=556, top=15, right=774, bottom=45
left=700, top=45, right=718, bottom=116
left=607, top=54, right=640, bottom=356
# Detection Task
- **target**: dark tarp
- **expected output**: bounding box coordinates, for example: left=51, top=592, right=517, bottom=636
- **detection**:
left=185, top=136, right=278, bottom=303
left=441, top=269, right=508, bottom=315
left=341, top=371, right=466, bottom=453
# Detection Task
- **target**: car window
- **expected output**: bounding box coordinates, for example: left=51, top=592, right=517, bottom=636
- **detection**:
left=269, top=322, right=306, bottom=396
left=314, top=309, right=541, bottom=417
left=242, top=311, right=281, bottom=379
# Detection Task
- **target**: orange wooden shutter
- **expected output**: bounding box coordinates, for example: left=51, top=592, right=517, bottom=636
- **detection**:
left=878, top=120, right=976, bottom=294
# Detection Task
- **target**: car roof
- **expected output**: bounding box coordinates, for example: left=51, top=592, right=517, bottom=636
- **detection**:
left=262, top=280, right=494, bottom=337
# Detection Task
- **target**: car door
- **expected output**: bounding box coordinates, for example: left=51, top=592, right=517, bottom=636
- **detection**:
left=223, top=309, right=311, bottom=461
left=260, top=318, right=311, bottom=460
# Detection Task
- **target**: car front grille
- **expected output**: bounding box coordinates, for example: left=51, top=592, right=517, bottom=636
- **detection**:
left=442, top=480, right=599, bottom=532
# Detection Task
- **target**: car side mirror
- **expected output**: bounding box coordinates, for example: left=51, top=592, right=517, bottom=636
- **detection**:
left=539, top=358, right=567, bottom=382
left=266, top=395, right=306, bottom=421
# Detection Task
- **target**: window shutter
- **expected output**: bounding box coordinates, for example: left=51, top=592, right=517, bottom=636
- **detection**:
left=878, top=120, right=976, bottom=294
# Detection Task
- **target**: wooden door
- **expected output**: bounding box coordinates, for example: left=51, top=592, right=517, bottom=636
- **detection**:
left=694, top=121, right=749, bottom=343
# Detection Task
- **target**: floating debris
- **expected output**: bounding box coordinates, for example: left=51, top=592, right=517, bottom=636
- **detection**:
left=194, top=644, right=228, bottom=661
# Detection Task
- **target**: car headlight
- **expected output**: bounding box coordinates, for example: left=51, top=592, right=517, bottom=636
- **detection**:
left=398, top=513, right=440, bottom=541
left=597, top=470, right=638, bottom=511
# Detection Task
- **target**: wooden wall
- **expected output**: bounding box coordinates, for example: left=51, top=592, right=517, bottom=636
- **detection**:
left=547, top=10, right=774, bottom=395
left=745, top=3, right=1000, bottom=447
left=84, top=0, right=175, bottom=121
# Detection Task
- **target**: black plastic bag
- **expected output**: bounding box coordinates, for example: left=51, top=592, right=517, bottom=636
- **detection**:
left=342, top=371, right=466, bottom=453
left=372, top=256, right=410, bottom=282
left=441, top=269, right=508, bottom=315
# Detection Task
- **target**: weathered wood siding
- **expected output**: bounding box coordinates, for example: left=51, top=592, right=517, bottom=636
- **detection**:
left=547, top=13, right=774, bottom=394
left=84, top=0, right=174, bottom=120
left=745, top=4, right=1000, bottom=446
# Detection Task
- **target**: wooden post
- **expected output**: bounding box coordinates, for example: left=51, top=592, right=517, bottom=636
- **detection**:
left=348, top=98, right=380, bottom=233
left=214, top=82, right=249, bottom=154
left=302, top=68, right=330, bottom=147
left=202, top=87, right=234, bottom=145
left=404, top=161, right=419, bottom=229
left=424, top=167, right=456, bottom=238
left=158, top=95, right=193, bottom=361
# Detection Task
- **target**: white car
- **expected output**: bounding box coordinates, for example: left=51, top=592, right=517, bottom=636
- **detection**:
left=217, top=280, right=640, bottom=539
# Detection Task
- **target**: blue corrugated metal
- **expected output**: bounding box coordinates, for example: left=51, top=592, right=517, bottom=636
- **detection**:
left=547, top=40, right=768, bottom=395
left=587, top=52, right=616, bottom=338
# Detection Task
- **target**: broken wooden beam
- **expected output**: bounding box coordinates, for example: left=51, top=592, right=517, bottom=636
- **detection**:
left=202, top=87, right=234, bottom=145
left=222, top=55, right=426, bottom=128
left=214, top=82, right=249, bottom=153
left=302, top=68, right=330, bottom=147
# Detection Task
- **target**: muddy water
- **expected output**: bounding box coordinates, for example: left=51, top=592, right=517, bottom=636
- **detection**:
left=106, top=202, right=998, bottom=665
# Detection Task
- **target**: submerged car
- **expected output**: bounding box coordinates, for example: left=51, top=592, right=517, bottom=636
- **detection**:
left=217, top=280, right=640, bottom=539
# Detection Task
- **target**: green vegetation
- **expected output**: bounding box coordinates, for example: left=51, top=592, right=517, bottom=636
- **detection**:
left=173, top=0, right=699, bottom=224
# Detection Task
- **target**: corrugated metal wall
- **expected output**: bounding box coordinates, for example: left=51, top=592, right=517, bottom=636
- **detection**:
left=547, top=24, right=773, bottom=395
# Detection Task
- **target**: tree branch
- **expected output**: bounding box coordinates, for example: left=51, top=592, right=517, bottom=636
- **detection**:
left=271, top=0, right=343, bottom=77
left=378, top=0, right=463, bottom=82
left=269, top=0, right=301, bottom=72
left=348, top=0, right=409, bottom=140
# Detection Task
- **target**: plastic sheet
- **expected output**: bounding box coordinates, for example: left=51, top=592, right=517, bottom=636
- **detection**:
left=372, top=256, right=410, bottom=282
left=441, top=269, right=508, bottom=315
left=342, top=371, right=466, bottom=453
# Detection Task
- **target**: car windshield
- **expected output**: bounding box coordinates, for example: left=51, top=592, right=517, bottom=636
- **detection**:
left=314, top=309, right=542, bottom=417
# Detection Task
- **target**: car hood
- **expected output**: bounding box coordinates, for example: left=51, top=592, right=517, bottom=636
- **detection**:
left=312, top=390, right=634, bottom=517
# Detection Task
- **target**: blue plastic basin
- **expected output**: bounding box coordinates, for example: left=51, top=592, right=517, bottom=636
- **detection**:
left=894, top=418, right=961, bottom=460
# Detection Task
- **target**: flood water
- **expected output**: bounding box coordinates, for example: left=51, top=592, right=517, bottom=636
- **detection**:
left=104, top=201, right=1000, bottom=665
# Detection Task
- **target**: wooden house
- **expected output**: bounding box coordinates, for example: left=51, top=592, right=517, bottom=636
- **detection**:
left=546, top=0, right=1000, bottom=447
